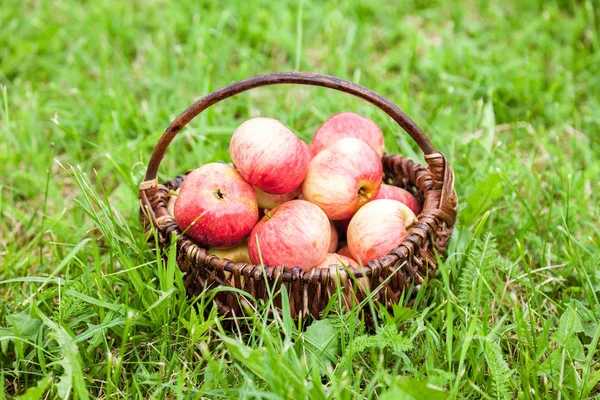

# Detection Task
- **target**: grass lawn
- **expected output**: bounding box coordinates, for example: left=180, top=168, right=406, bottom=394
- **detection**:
left=1, top=0, right=600, bottom=398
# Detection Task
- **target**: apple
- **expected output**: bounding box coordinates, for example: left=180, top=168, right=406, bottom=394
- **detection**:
left=312, top=253, right=369, bottom=291
left=347, top=199, right=417, bottom=265
left=337, top=244, right=353, bottom=260
left=208, top=241, right=252, bottom=286
left=208, top=241, right=251, bottom=264
left=313, top=253, right=359, bottom=270
left=174, top=163, right=258, bottom=248
left=329, top=221, right=338, bottom=253
left=375, top=183, right=422, bottom=215
left=230, top=118, right=310, bottom=194
left=302, top=138, right=383, bottom=220
left=248, top=200, right=330, bottom=271
left=167, top=188, right=180, bottom=217
left=311, top=112, right=385, bottom=158
left=334, top=184, right=419, bottom=235
left=254, top=185, right=302, bottom=210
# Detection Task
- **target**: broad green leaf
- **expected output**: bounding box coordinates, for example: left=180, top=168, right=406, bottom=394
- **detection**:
left=38, top=314, right=89, bottom=400
left=303, top=318, right=340, bottom=363
left=380, top=376, right=447, bottom=400
left=553, top=306, right=584, bottom=344
left=551, top=306, right=585, bottom=360
left=8, top=310, right=42, bottom=340
left=0, top=309, right=42, bottom=355
left=391, top=305, right=418, bottom=326
left=461, top=172, right=504, bottom=226
left=222, top=336, right=268, bottom=380
left=538, top=350, right=566, bottom=378
left=584, top=370, right=600, bottom=397
left=582, top=322, right=598, bottom=339
left=15, top=376, right=52, bottom=400
left=562, top=335, right=585, bottom=361
left=221, top=336, right=306, bottom=398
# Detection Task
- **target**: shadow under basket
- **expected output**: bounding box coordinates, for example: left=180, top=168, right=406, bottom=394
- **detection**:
left=139, top=72, right=458, bottom=323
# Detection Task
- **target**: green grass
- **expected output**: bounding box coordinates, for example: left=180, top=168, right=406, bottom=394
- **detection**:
left=1, top=0, right=600, bottom=398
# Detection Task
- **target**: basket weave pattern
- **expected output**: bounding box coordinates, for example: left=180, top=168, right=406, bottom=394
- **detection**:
left=139, top=72, right=457, bottom=320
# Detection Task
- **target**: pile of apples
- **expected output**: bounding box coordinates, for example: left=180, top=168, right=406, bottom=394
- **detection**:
left=173, top=112, right=421, bottom=272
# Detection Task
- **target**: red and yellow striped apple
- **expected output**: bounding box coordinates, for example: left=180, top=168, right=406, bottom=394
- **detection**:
left=302, top=138, right=383, bottom=220
left=174, top=163, right=258, bottom=248
left=248, top=200, right=330, bottom=271
left=230, top=118, right=310, bottom=194
left=347, top=199, right=417, bottom=264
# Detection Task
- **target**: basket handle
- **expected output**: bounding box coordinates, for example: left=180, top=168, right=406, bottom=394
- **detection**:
left=141, top=72, right=437, bottom=187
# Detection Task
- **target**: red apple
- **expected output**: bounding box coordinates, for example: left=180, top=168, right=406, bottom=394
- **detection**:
left=337, top=244, right=353, bottom=260
left=302, top=138, right=383, bottom=220
left=375, top=183, right=422, bottom=215
left=208, top=241, right=251, bottom=264
left=313, top=253, right=359, bottom=270
left=347, top=199, right=417, bottom=264
left=248, top=200, right=330, bottom=271
left=254, top=185, right=302, bottom=210
left=230, top=118, right=310, bottom=194
left=174, top=163, right=258, bottom=248
left=328, top=221, right=338, bottom=253
left=311, top=112, right=385, bottom=158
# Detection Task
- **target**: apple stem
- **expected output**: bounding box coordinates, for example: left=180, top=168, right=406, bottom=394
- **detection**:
left=265, top=209, right=272, bottom=219
left=358, top=187, right=371, bottom=199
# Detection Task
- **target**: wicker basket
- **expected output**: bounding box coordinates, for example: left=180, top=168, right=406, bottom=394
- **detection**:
left=139, top=72, right=457, bottom=322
